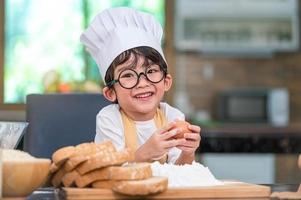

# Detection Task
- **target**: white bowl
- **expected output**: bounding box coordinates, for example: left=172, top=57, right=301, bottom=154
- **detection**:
left=3, top=158, right=51, bottom=197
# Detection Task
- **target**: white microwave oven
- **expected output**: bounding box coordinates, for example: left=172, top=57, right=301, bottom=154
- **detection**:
left=217, top=88, right=289, bottom=126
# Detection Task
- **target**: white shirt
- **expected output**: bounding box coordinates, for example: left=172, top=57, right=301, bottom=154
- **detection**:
left=95, top=102, right=185, bottom=164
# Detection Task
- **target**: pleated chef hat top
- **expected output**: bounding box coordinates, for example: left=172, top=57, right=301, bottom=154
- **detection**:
left=80, top=7, right=166, bottom=81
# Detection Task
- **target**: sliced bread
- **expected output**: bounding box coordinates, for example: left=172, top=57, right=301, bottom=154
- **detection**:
left=92, top=180, right=116, bottom=189
left=51, top=166, right=66, bottom=187
left=61, top=169, right=80, bottom=187
left=63, top=142, right=95, bottom=171
left=52, top=146, right=75, bottom=166
left=64, top=141, right=116, bottom=172
left=75, top=166, right=111, bottom=188
left=76, top=148, right=133, bottom=175
left=75, top=162, right=151, bottom=188
left=112, top=176, right=168, bottom=196
left=50, top=162, right=59, bottom=173
left=110, top=162, right=152, bottom=180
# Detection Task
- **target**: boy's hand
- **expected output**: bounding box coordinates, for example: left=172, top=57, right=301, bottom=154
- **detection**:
left=135, top=122, right=185, bottom=162
left=177, top=124, right=201, bottom=157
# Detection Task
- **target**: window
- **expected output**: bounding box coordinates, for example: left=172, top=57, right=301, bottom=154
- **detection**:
left=0, top=0, right=165, bottom=107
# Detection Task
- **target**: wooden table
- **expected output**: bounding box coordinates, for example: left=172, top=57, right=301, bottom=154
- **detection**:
left=25, top=183, right=299, bottom=200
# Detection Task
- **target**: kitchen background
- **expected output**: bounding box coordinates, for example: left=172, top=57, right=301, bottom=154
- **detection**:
left=170, top=0, right=301, bottom=184
left=0, top=0, right=301, bottom=184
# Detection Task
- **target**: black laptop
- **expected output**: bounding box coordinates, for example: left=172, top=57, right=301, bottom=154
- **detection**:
left=0, top=121, right=28, bottom=149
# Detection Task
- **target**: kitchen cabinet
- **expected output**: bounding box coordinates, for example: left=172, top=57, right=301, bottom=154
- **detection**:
left=196, top=125, right=301, bottom=184
left=199, top=125, right=301, bottom=153
left=175, top=0, right=299, bottom=56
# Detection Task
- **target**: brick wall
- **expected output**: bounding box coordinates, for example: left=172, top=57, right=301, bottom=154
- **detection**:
left=173, top=52, right=301, bottom=124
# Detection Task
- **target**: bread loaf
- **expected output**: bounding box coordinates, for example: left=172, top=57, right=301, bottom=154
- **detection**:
left=61, top=169, right=80, bottom=187
left=75, top=162, right=152, bottom=188
left=51, top=144, right=88, bottom=187
left=49, top=141, right=168, bottom=197
left=52, top=146, right=75, bottom=166
left=50, top=141, right=122, bottom=187
left=51, top=166, right=66, bottom=187
left=64, top=141, right=116, bottom=172
left=75, top=167, right=111, bottom=188
left=50, top=162, right=59, bottom=173
left=63, top=143, right=95, bottom=171
left=92, top=180, right=116, bottom=189
left=110, top=162, right=152, bottom=180
left=112, top=176, right=168, bottom=196
left=51, top=143, right=93, bottom=187
left=76, top=148, right=133, bottom=175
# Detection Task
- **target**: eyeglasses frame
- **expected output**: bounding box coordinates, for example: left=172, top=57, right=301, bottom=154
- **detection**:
left=106, top=65, right=167, bottom=89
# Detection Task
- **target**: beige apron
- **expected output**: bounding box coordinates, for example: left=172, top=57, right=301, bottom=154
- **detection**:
left=120, top=108, right=168, bottom=163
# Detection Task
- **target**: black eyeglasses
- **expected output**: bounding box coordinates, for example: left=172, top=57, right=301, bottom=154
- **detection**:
left=107, top=64, right=166, bottom=89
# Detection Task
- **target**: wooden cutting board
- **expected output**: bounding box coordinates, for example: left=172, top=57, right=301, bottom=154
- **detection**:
left=59, top=181, right=271, bottom=199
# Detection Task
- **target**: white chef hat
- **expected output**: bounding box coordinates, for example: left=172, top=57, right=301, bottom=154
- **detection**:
left=80, top=7, right=166, bottom=82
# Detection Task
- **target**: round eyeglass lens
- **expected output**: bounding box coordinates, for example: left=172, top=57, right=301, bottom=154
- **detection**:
left=118, top=69, right=138, bottom=88
left=118, top=65, right=164, bottom=89
left=145, top=65, right=164, bottom=83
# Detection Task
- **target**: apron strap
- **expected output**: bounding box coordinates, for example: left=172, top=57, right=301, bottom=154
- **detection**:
left=121, top=108, right=168, bottom=163
left=120, top=109, right=138, bottom=153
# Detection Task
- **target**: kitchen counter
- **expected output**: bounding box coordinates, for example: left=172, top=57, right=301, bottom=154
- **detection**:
left=26, top=184, right=300, bottom=200
left=198, top=124, right=301, bottom=153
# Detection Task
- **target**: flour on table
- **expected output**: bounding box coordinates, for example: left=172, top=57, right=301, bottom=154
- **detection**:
left=151, top=161, right=223, bottom=188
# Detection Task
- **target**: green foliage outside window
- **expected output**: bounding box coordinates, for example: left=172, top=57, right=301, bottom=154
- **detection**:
left=4, top=0, right=165, bottom=103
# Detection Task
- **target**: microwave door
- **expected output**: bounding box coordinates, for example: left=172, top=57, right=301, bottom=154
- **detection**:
left=222, top=95, right=268, bottom=123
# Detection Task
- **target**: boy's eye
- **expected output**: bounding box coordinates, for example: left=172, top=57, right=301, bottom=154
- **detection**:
left=120, top=71, right=135, bottom=78
left=147, top=69, right=156, bottom=74
left=146, top=65, right=160, bottom=74
left=121, top=73, right=132, bottom=78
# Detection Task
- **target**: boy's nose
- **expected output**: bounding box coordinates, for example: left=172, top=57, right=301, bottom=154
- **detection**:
left=136, top=73, right=149, bottom=87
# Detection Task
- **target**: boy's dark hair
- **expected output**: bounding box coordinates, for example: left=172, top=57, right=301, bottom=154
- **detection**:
left=104, top=46, right=167, bottom=87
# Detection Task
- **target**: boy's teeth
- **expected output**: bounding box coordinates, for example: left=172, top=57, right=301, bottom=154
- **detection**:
left=136, top=92, right=151, bottom=98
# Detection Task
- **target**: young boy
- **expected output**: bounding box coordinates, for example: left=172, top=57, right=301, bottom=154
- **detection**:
left=80, top=7, right=200, bottom=164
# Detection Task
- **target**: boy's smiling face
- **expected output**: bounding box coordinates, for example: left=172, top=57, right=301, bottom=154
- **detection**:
left=103, top=53, right=172, bottom=121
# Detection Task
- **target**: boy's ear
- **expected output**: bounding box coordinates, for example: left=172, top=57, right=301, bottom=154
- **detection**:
left=164, top=74, right=173, bottom=91
left=102, top=87, right=117, bottom=102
